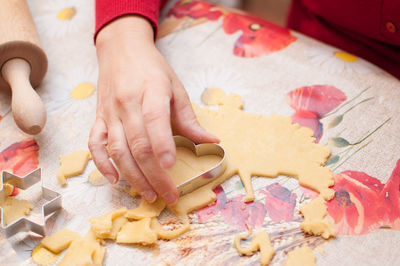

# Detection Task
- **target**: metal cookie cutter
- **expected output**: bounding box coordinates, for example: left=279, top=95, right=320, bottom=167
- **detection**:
left=0, top=168, right=62, bottom=237
left=174, top=135, right=227, bottom=196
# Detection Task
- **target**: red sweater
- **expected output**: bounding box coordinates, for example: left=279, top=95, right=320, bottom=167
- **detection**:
left=95, top=0, right=400, bottom=79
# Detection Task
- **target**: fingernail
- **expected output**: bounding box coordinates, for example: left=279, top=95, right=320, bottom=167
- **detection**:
left=160, top=153, right=175, bottom=169
left=142, top=190, right=157, bottom=203
left=105, top=174, right=117, bottom=184
left=163, top=191, right=178, bottom=205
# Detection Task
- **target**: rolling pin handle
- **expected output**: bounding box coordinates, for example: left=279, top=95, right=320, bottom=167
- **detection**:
left=1, top=58, right=47, bottom=135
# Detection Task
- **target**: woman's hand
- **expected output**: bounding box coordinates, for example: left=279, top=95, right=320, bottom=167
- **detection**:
left=89, top=16, right=218, bottom=205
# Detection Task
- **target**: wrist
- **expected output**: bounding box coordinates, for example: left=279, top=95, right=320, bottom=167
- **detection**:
left=96, top=15, right=155, bottom=49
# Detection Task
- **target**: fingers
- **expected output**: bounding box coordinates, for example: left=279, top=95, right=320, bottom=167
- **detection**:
left=88, top=118, right=119, bottom=184
left=119, top=100, right=179, bottom=205
left=172, top=81, right=219, bottom=144
left=107, top=120, right=157, bottom=203
left=142, top=88, right=176, bottom=169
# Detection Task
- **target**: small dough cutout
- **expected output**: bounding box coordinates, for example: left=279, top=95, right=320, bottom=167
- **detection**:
left=285, top=246, right=316, bottom=266
left=88, top=169, right=108, bottom=186
left=41, top=228, right=81, bottom=253
left=57, top=150, right=91, bottom=185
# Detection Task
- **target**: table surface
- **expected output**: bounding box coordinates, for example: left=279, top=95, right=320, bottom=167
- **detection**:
left=1, top=1, right=400, bottom=265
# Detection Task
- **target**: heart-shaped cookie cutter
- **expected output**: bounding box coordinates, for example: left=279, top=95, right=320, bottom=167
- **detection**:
left=0, top=168, right=62, bottom=237
left=174, top=135, right=227, bottom=196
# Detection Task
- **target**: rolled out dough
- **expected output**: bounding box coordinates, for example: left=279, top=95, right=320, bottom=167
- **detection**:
left=202, top=87, right=244, bottom=109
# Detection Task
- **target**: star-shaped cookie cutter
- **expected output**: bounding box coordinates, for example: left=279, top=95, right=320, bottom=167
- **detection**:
left=0, top=168, right=62, bottom=237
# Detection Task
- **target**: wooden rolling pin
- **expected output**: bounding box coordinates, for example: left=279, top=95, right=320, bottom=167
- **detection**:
left=0, top=0, right=48, bottom=135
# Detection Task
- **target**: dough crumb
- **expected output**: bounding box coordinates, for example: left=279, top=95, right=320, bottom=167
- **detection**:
left=88, top=169, right=108, bottom=186
left=41, top=228, right=81, bottom=253
left=300, top=196, right=336, bottom=239
left=56, top=150, right=91, bottom=185
left=116, top=218, right=157, bottom=245
left=202, top=87, right=244, bottom=109
left=234, top=226, right=274, bottom=266
left=285, top=246, right=316, bottom=266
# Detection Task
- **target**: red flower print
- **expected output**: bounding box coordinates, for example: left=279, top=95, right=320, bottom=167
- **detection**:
left=286, top=85, right=347, bottom=141
left=168, top=0, right=223, bottom=21
left=222, top=13, right=297, bottom=57
left=0, top=138, right=39, bottom=176
left=196, top=186, right=266, bottom=230
left=260, top=183, right=297, bottom=222
left=326, top=159, right=400, bottom=235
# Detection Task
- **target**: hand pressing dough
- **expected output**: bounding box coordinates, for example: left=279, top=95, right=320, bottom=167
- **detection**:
left=300, top=196, right=336, bottom=239
left=31, top=243, right=61, bottom=265
left=88, top=169, right=108, bottom=186
left=89, top=207, right=127, bottom=239
left=41, top=228, right=81, bottom=253
left=56, top=150, right=91, bottom=185
left=202, top=87, right=244, bottom=109
left=284, top=246, right=316, bottom=266
left=234, top=226, right=274, bottom=266
left=0, top=196, right=33, bottom=225
left=116, top=218, right=157, bottom=245
left=126, top=197, right=166, bottom=220
left=167, top=146, right=222, bottom=186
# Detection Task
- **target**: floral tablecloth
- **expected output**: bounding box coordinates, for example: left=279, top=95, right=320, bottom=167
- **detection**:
left=1, top=0, right=399, bottom=265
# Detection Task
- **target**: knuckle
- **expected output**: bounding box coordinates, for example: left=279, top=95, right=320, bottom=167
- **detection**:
left=108, top=142, right=124, bottom=161
left=143, top=109, right=165, bottom=124
left=130, top=138, right=153, bottom=161
left=114, top=89, right=139, bottom=107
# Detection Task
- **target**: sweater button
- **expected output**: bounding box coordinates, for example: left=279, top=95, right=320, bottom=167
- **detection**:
left=385, top=21, right=397, bottom=33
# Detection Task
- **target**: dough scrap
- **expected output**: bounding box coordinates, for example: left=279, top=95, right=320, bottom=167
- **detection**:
left=57, top=150, right=91, bottom=185
left=41, top=228, right=81, bottom=253
left=202, top=87, right=244, bottom=109
left=126, top=197, right=166, bottom=220
left=0, top=196, right=33, bottom=225
left=58, top=237, right=104, bottom=266
left=299, top=196, right=336, bottom=239
left=284, top=246, right=316, bottom=266
left=106, top=216, right=128, bottom=240
left=31, top=243, right=61, bottom=266
left=150, top=215, right=190, bottom=240
left=89, top=207, right=127, bottom=239
left=88, top=169, right=108, bottom=186
left=234, top=226, right=274, bottom=266
left=116, top=218, right=157, bottom=245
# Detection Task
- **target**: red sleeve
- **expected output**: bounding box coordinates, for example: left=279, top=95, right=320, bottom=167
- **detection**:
left=95, top=0, right=169, bottom=41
